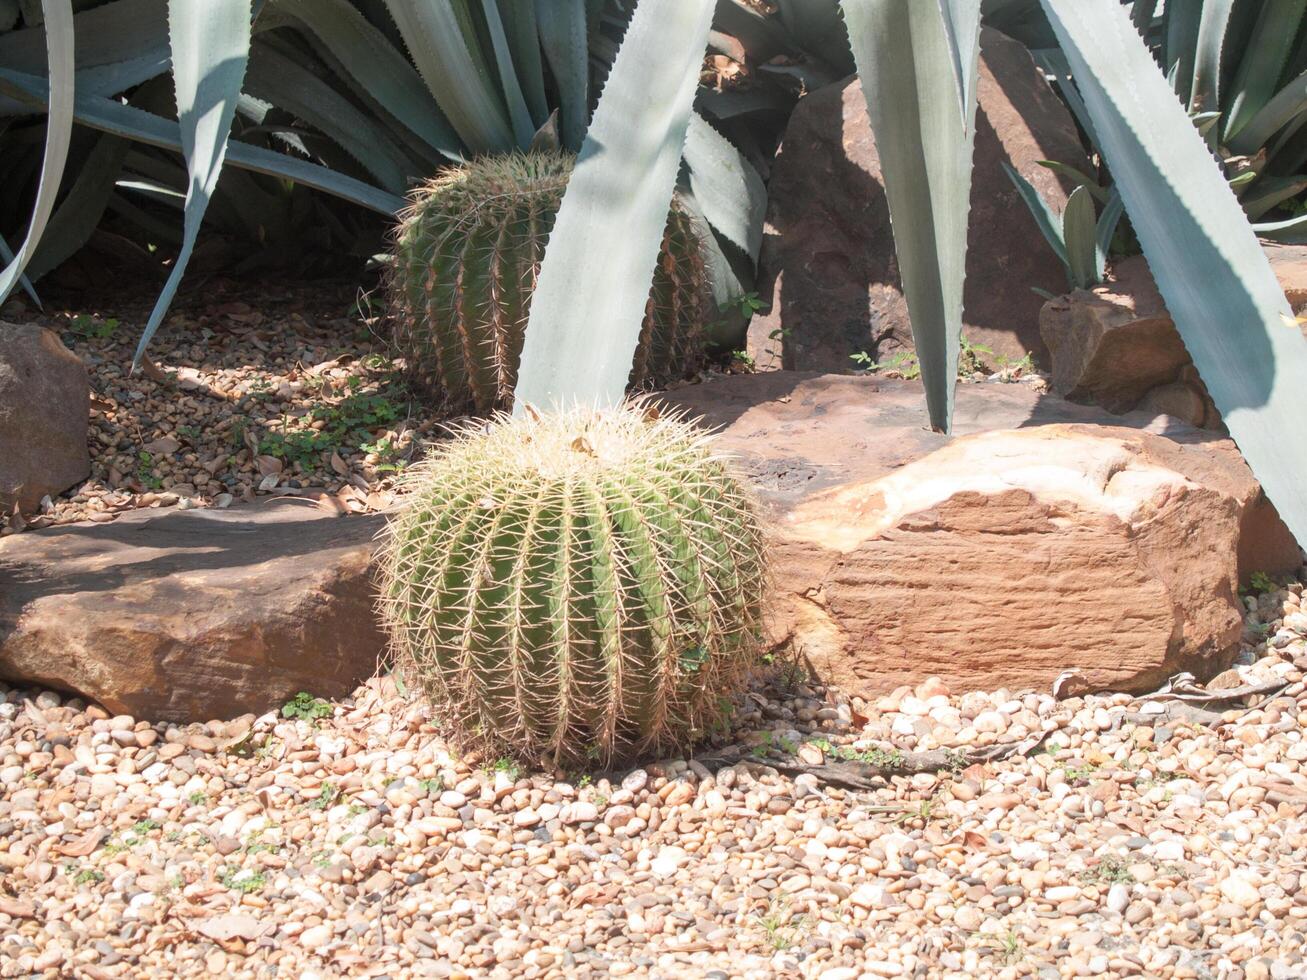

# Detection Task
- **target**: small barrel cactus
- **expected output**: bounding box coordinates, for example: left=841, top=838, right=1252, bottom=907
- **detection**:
left=376, top=404, right=767, bottom=766
left=388, top=151, right=708, bottom=414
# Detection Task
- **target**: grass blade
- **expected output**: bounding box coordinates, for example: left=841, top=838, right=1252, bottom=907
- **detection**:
left=512, top=0, right=714, bottom=412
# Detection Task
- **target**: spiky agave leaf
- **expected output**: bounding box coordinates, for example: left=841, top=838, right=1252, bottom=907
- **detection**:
left=388, top=151, right=707, bottom=415
left=375, top=403, right=768, bottom=767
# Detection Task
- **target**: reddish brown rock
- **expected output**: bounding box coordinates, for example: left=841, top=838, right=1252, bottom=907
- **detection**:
left=748, top=28, right=1088, bottom=373
left=0, top=322, right=89, bottom=514
left=0, top=500, right=386, bottom=721
left=1040, top=244, right=1307, bottom=427
left=666, top=373, right=1300, bottom=697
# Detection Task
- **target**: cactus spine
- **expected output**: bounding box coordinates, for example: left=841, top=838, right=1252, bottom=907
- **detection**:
left=376, top=405, right=767, bottom=766
left=389, top=151, right=707, bottom=414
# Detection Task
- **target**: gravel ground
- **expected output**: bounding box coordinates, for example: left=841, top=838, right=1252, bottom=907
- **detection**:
left=2, top=283, right=1044, bottom=537
left=4, top=283, right=423, bottom=534
left=2, top=581, right=1305, bottom=979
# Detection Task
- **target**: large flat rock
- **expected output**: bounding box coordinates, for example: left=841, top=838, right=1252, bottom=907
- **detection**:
left=0, top=499, right=386, bottom=721
left=666, top=373, right=1301, bottom=697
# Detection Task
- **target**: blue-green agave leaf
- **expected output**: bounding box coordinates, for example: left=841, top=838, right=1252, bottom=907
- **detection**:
left=1189, top=0, right=1235, bottom=113
left=380, top=0, right=514, bottom=153
left=479, top=0, right=535, bottom=147
left=842, top=0, right=982, bottom=432
left=264, top=0, right=462, bottom=161
left=0, top=232, right=41, bottom=307
left=535, top=0, right=589, bottom=152
left=1223, top=0, right=1307, bottom=146
left=1230, top=67, right=1307, bottom=157
left=1094, top=186, right=1124, bottom=280
left=1061, top=184, right=1098, bottom=289
left=1042, top=0, right=1307, bottom=547
left=132, top=0, right=251, bottom=366
left=1003, top=161, right=1068, bottom=265
left=26, top=132, right=130, bottom=282
left=512, top=0, right=714, bottom=412
left=0, top=0, right=72, bottom=306
left=683, top=111, right=766, bottom=264
left=496, top=0, right=547, bottom=125
left=0, top=66, right=403, bottom=215
left=1036, top=158, right=1111, bottom=203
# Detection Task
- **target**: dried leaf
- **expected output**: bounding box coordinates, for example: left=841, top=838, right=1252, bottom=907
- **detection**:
left=256, top=454, right=284, bottom=477
left=570, top=435, right=595, bottom=455
left=194, top=913, right=263, bottom=943
left=329, top=452, right=349, bottom=476
left=57, top=827, right=107, bottom=857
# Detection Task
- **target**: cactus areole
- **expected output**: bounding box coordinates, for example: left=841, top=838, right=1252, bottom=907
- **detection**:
left=376, top=405, right=767, bottom=767
left=388, top=152, right=707, bottom=415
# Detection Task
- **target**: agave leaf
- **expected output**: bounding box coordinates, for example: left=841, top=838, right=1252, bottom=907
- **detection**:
left=0, top=66, right=404, bottom=214
left=380, top=0, right=514, bottom=153
left=938, top=0, right=982, bottom=125
left=711, top=0, right=793, bottom=62
left=535, top=0, right=588, bottom=152
left=1161, top=0, right=1201, bottom=102
left=1130, top=0, right=1158, bottom=35
left=842, top=0, right=982, bottom=432
left=1032, top=48, right=1098, bottom=148
left=1252, top=212, right=1307, bottom=241
left=1189, top=0, right=1235, bottom=113
left=1037, top=158, right=1110, bottom=203
left=497, top=0, right=547, bottom=125
left=512, top=0, right=713, bottom=413
left=1223, top=0, right=1307, bottom=146
left=1242, top=173, right=1307, bottom=219
left=683, top=110, right=766, bottom=263
left=26, top=132, right=129, bottom=282
left=0, top=232, right=41, bottom=306
left=131, top=0, right=251, bottom=367
left=242, top=41, right=411, bottom=193
left=1229, top=66, right=1307, bottom=157
left=479, top=0, right=536, bottom=147
left=676, top=178, right=751, bottom=349
left=1041, top=0, right=1307, bottom=546
left=1061, top=184, right=1098, bottom=289
left=265, top=0, right=462, bottom=161
left=0, top=0, right=72, bottom=306
left=1003, top=161, right=1068, bottom=265
left=1094, top=185, right=1124, bottom=279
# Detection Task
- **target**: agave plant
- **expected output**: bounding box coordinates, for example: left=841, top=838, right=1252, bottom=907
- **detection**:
left=0, top=0, right=767, bottom=359
left=1003, top=163, right=1125, bottom=292
left=833, top=0, right=1307, bottom=551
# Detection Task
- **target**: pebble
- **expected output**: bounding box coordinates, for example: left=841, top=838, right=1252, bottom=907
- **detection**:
left=0, top=579, right=1302, bottom=977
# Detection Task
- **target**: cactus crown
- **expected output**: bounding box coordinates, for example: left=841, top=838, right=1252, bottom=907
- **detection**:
left=376, top=404, right=767, bottom=767
left=389, top=151, right=707, bottom=415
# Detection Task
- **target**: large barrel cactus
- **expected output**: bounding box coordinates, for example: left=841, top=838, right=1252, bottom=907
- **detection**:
left=389, top=151, right=708, bottom=414
left=376, top=404, right=767, bottom=766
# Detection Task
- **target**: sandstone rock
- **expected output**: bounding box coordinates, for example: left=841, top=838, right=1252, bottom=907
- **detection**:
left=0, top=323, right=89, bottom=514
left=748, top=29, right=1088, bottom=372
left=1039, top=244, right=1307, bottom=427
left=0, top=499, right=386, bottom=721
left=665, top=373, right=1300, bottom=696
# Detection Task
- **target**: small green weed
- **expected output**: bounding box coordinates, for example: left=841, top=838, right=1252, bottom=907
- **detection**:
left=282, top=691, right=332, bottom=722
left=1243, top=571, right=1277, bottom=596
left=219, top=867, right=267, bottom=894
left=753, top=896, right=808, bottom=951
left=69, top=314, right=119, bottom=340
left=1081, top=854, right=1135, bottom=885
left=309, top=783, right=341, bottom=811
left=70, top=866, right=106, bottom=886
left=489, top=758, right=521, bottom=781
left=136, top=451, right=163, bottom=490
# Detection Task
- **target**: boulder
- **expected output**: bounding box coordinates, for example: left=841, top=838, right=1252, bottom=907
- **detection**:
left=665, top=373, right=1301, bottom=697
left=1039, top=244, right=1307, bottom=428
left=747, top=28, right=1089, bottom=373
left=0, top=323, right=89, bottom=514
left=0, top=500, right=386, bottom=721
